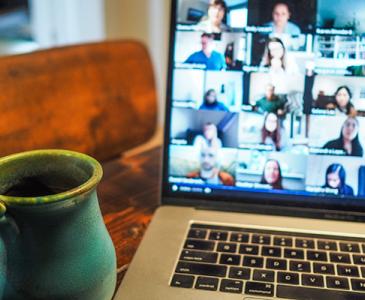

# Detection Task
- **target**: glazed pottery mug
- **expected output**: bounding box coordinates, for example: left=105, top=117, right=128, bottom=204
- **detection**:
left=0, top=150, right=116, bottom=300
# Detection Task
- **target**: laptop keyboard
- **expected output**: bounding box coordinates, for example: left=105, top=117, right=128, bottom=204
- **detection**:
left=170, top=223, right=365, bottom=299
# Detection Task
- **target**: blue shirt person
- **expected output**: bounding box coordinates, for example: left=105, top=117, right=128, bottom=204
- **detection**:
left=185, top=33, right=226, bottom=71
left=199, top=89, right=229, bottom=111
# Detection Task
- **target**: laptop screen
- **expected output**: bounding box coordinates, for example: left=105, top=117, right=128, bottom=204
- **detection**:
left=164, top=0, right=365, bottom=209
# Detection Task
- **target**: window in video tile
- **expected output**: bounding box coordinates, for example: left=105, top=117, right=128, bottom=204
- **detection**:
left=169, top=145, right=237, bottom=186
left=316, top=0, right=365, bottom=36
left=170, top=108, right=239, bottom=148
left=236, top=150, right=307, bottom=191
left=177, top=0, right=248, bottom=32
left=172, top=69, right=243, bottom=111
left=313, top=36, right=365, bottom=75
left=306, top=155, right=365, bottom=196
left=174, top=31, right=246, bottom=70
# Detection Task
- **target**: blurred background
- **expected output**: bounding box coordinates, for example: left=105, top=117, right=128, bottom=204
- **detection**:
left=0, top=0, right=170, bottom=125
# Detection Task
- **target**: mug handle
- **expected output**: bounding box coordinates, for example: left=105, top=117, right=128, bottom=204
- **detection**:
left=0, top=201, right=19, bottom=299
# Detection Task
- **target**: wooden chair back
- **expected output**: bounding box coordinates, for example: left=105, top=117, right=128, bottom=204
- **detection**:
left=0, top=40, right=157, bottom=161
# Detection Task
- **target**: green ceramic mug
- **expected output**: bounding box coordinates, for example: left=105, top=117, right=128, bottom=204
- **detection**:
left=0, top=150, right=116, bottom=300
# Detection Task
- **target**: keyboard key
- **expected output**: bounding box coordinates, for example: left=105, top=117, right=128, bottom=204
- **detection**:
left=362, top=244, right=365, bottom=253
left=175, top=262, right=227, bottom=277
left=284, top=248, right=304, bottom=259
left=351, top=279, right=365, bottom=292
left=361, top=267, right=365, bottom=277
left=326, top=276, right=350, bottom=290
left=239, top=244, right=259, bottom=255
left=220, top=279, right=243, bottom=294
left=354, top=255, right=365, bottom=265
left=242, top=256, right=264, bottom=268
left=302, top=274, right=325, bottom=287
left=180, top=250, right=218, bottom=263
left=307, top=250, right=328, bottom=262
left=262, top=246, right=281, bottom=257
left=277, top=272, right=299, bottom=285
left=220, top=254, right=240, bottom=266
left=230, top=232, right=249, bottom=243
left=245, top=282, right=274, bottom=297
left=277, top=285, right=365, bottom=299
left=274, top=236, right=293, bottom=247
left=340, top=242, right=361, bottom=253
left=171, top=274, right=194, bottom=288
left=188, top=228, right=207, bottom=239
left=229, top=267, right=250, bottom=280
left=290, top=260, right=311, bottom=273
left=313, top=263, right=335, bottom=275
left=209, top=231, right=228, bottom=241
left=252, top=234, right=271, bottom=245
left=337, top=265, right=360, bottom=277
left=266, top=258, right=287, bottom=270
left=195, top=276, right=218, bottom=291
left=296, top=238, right=315, bottom=249
left=217, top=242, right=237, bottom=253
left=318, top=240, right=337, bottom=251
left=253, top=269, right=275, bottom=282
left=184, top=239, right=215, bottom=251
left=330, top=252, right=351, bottom=264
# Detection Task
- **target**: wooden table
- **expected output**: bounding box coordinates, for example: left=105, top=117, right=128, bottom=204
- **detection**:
left=98, top=146, right=162, bottom=292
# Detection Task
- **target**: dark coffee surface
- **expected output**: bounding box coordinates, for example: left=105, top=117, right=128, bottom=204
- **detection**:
left=4, top=177, right=70, bottom=197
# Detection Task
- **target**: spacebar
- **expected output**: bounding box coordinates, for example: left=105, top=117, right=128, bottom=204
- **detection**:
left=277, top=285, right=365, bottom=300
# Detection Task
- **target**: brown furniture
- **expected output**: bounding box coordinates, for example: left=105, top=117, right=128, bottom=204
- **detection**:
left=99, top=146, right=161, bottom=293
left=0, top=40, right=157, bottom=161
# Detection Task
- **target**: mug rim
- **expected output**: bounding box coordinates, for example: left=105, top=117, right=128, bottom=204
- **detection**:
left=0, top=149, right=103, bottom=207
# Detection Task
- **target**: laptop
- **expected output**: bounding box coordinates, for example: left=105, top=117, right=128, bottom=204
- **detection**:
left=115, top=0, right=365, bottom=299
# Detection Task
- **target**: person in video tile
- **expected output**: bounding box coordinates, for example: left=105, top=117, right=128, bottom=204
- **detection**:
left=195, top=0, right=230, bottom=33
left=187, top=146, right=234, bottom=186
left=255, top=84, right=286, bottom=116
left=185, top=33, right=226, bottom=70
left=323, top=117, right=364, bottom=157
left=199, top=89, right=229, bottom=111
left=193, top=123, right=223, bottom=149
left=329, top=86, right=356, bottom=116
left=261, top=37, right=299, bottom=74
left=260, top=159, right=283, bottom=190
left=266, top=2, right=301, bottom=36
left=261, top=113, right=289, bottom=151
left=323, top=164, right=354, bottom=196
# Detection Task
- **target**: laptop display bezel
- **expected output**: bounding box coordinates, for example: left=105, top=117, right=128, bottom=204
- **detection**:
left=161, top=0, right=365, bottom=221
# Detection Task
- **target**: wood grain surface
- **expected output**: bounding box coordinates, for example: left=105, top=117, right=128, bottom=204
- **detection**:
left=0, top=40, right=157, bottom=161
left=99, top=146, right=162, bottom=292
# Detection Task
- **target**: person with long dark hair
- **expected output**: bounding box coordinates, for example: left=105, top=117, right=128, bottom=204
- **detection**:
left=260, top=37, right=300, bottom=94
left=199, top=89, right=229, bottom=111
left=261, top=37, right=287, bottom=70
left=261, top=112, right=288, bottom=151
left=333, top=86, right=356, bottom=116
left=323, top=117, right=363, bottom=157
left=260, top=159, right=283, bottom=190
left=323, top=164, right=354, bottom=196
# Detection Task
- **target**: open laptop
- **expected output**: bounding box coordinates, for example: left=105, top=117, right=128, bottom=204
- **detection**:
left=116, top=0, right=365, bottom=299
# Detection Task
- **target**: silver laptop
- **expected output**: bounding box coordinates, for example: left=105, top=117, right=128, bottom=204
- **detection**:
left=115, top=0, right=365, bottom=299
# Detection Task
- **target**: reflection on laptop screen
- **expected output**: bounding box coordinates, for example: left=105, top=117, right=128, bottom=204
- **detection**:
left=167, top=0, right=365, bottom=202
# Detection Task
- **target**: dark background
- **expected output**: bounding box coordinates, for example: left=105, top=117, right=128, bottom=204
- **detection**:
left=247, top=0, right=317, bottom=33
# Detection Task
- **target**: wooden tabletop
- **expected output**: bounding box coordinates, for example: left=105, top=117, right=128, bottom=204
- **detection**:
left=98, top=145, right=162, bottom=292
